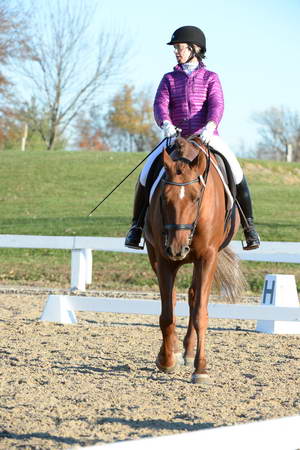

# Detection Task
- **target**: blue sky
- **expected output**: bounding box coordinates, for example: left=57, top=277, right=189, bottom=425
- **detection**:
left=94, top=0, right=300, bottom=155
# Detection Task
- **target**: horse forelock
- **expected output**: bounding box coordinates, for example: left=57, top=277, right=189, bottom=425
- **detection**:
left=173, top=137, right=199, bottom=163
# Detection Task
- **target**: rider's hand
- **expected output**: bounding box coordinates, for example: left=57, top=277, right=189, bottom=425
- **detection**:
left=162, top=120, right=177, bottom=138
left=199, top=121, right=216, bottom=145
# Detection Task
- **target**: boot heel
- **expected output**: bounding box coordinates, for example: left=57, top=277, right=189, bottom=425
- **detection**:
left=125, top=226, right=144, bottom=250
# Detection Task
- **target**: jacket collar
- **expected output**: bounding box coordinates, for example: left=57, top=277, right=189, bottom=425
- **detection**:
left=173, top=62, right=205, bottom=72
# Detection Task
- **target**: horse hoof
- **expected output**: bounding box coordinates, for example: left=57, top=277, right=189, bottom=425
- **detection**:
left=184, top=357, right=194, bottom=367
left=155, top=357, right=177, bottom=374
left=175, top=352, right=185, bottom=366
left=191, top=373, right=210, bottom=385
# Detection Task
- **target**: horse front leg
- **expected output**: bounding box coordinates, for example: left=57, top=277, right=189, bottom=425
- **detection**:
left=155, top=259, right=181, bottom=373
left=191, top=252, right=218, bottom=384
left=183, top=284, right=196, bottom=366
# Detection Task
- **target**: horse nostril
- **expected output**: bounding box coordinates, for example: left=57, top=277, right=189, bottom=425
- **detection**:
left=166, top=245, right=189, bottom=259
left=166, top=247, right=173, bottom=256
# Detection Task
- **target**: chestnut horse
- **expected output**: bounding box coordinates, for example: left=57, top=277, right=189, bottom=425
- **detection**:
left=143, top=136, right=245, bottom=384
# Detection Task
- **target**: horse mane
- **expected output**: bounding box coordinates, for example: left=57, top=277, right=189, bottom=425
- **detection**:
left=174, top=137, right=188, bottom=155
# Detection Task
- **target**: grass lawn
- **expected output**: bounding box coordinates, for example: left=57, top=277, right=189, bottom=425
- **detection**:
left=0, top=150, right=299, bottom=294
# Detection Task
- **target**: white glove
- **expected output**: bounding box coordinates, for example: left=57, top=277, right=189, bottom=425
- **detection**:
left=199, top=121, right=216, bottom=145
left=162, top=120, right=177, bottom=138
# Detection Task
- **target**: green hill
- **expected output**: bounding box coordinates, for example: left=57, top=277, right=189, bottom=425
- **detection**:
left=0, top=151, right=299, bottom=293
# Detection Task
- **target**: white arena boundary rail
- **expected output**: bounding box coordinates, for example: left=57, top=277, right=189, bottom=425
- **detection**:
left=79, top=415, right=300, bottom=450
left=0, top=235, right=299, bottom=291
left=40, top=286, right=300, bottom=332
left=1, top=234, right=300, bottom=333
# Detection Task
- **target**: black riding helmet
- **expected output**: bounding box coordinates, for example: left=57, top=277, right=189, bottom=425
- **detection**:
left=167, top=26, right=206, bottom=52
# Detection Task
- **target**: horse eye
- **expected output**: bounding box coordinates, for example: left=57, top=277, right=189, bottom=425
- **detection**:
left=176, top=169, right=182, bottom=175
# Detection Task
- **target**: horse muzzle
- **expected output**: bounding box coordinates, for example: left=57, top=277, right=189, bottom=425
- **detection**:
left=166, top=243, right=191, bottom=261
left=163, top=224, right=193, bottom=261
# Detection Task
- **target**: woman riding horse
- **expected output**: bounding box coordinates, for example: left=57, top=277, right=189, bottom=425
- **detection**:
left=125, top=25, right=260, bottom=251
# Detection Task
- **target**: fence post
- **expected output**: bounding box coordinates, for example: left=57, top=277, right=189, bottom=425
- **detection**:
left=85, top=249, right=93, bottom=285
left=21, top=123, right=28, bottom=151
left=71, top=249, right=89, bottom=291
left=286, top=144, right=293, bottom=162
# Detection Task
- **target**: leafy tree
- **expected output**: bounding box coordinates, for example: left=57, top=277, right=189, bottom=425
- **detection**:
left=75, top=114, right=108, bottom=151
left=0, top=109, right=22, bottom=150
left=105, top=84, right=160, bottom=152
left=253, top=106, right=300, bottom=162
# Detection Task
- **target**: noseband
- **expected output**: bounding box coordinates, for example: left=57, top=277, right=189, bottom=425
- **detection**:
left=160, top=145, right=211, bottom=247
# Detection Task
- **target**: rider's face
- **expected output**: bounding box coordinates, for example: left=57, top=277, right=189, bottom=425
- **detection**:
left=173, top=43, right=192, bottom=64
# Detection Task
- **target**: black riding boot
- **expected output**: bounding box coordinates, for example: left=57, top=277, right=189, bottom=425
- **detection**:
left=125, top=181, right=148, bottom=250
left=236, top=176, right=260, bottom=250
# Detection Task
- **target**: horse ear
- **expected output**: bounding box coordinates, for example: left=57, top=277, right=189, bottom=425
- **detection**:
left=163, top=148, right=175, bottom=172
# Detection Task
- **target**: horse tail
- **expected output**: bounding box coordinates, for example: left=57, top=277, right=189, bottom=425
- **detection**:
left=214, top=247, right=247, bottom=303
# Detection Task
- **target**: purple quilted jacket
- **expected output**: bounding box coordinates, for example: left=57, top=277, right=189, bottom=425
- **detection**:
left=153, top=63, right=224, bottom=137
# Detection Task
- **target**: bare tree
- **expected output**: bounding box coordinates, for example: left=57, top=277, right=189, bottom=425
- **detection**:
left=253, top=106, right=300, bottom=162
left=14, top=0, right=130, bottom=150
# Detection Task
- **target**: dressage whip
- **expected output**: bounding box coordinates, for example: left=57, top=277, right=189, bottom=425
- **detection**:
left=88, top=136, right=169, bottom=216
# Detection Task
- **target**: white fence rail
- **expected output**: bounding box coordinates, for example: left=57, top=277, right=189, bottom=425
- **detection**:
left=39, top=274, right=300, bottom=334
left=40, top=295, right=300, bottom=324
left=0, top=235, right=299, bottom=291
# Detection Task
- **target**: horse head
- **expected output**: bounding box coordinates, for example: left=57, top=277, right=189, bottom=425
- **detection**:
left=161, top=137, right=208, bottom=261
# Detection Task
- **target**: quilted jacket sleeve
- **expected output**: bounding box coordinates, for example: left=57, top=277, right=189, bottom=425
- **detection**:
left=153, top=76, right=172, bottom=127
left=206, top=72, right=224, bottom=126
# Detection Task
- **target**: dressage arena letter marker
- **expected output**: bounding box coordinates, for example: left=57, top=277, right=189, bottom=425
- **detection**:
left=256, top=274, right=300, bottom=334
left=262, top=279, right=276, bottom=305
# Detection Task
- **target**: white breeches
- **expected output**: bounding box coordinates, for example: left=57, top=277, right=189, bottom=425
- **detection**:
left=140, top=135, right=244, bottom=187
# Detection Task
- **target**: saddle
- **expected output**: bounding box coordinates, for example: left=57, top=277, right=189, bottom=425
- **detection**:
left=211, top=149, right=237, bottom=250
left=144, top=142, right=238, bottom=251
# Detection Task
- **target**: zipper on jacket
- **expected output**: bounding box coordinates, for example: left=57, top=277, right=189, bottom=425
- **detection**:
left=186, top=75, right=192, bottom=135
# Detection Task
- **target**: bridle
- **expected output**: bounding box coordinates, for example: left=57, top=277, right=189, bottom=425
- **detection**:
left=160, top=141, right=211, bottom=247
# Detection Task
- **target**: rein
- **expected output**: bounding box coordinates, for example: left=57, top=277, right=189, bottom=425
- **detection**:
left=160, top=146, right=211, bottom=246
